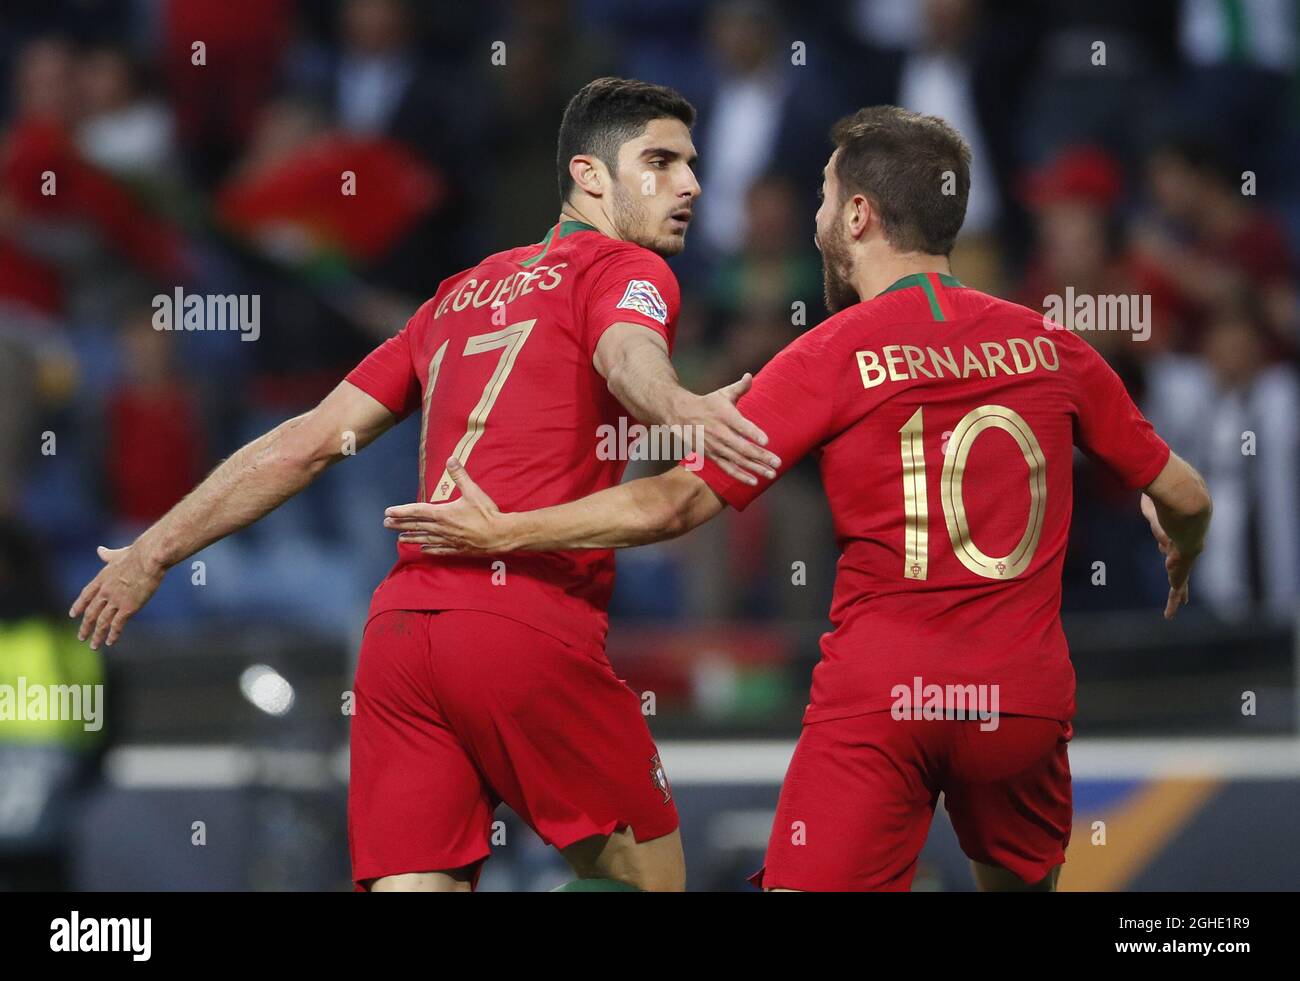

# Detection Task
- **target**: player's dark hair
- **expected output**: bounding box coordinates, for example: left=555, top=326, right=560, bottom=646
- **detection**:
left=829, top=106, right=971, bottom=256
left=556, top=77, right=695, bottom=202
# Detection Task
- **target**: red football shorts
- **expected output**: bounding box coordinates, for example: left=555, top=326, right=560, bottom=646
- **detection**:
left=348, top=609, right=679, bottom=889
left=756, top=712, right=1072, bottom=891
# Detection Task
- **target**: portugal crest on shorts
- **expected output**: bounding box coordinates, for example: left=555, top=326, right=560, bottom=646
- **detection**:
left=649, top=754, right=672, bottom=803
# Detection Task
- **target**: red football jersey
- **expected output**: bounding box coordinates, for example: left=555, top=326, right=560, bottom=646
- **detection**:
left=696, top=273, right=1170, bottom=722
left=347, top=220, right=680, bottom=650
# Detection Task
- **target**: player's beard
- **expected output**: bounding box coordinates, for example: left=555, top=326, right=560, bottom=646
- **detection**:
left=611, top=180, right=683, bottom=257
left=818, top=223, right=860, bottom=313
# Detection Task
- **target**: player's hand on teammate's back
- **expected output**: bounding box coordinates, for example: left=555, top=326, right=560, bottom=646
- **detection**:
left=1141, top=493, right=1195, bottom=620
left=69, top=544, right=166, bottom=650
left=384, top=458, right=510, bottom=556
left=676, top=374, right=780, bottom=486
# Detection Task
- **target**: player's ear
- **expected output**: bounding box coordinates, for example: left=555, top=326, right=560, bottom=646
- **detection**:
left=847, top=193, right=872, bottom=242
left=570, top=155, right=605, bottom=198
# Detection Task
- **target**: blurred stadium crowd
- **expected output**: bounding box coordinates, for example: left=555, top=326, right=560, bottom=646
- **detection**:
left=1, top=0, right=1297, bottom=645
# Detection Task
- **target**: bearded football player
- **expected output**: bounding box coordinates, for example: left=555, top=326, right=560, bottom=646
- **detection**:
left=70, top=77, right=782, bottom=892
left=386, top=106, right=1213, bottom=893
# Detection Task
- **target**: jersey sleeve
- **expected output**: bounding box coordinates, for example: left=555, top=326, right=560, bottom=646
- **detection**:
left=344, top=313, right=422, bottom=420
left=1073, top=341, right=1170, bottom=489
left=692, top=328, right=840, bottom=511
left=579, top=246, right=681, bottom=356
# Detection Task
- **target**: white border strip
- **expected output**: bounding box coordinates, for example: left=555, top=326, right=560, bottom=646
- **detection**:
left=661, top=737, right=1300, bottom=782
left=104, top=746, right=344, bottom=791
left=103, top=737, right=1300, bottom=789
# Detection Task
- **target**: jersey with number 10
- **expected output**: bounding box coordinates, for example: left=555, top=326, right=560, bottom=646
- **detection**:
left=696, top=273, right=1170, bottom=722
left=346, top=220, right=680, bottom=651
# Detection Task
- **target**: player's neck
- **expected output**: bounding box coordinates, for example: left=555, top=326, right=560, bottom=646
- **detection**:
left=558, top=205, right=618, bottom=240
left=855, top=252, right=953, bottom=302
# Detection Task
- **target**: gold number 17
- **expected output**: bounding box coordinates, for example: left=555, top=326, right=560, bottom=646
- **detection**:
left=418, top=318, right=537, bottom=502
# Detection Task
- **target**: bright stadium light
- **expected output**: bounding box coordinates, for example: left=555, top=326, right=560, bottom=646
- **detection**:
left=239, top=664, right=295, bottom=717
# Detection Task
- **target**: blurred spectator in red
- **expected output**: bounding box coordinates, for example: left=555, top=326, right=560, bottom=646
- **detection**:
left=0, top=38, right=79, bottom=319
left=75, top=44, right=177, bottom=188
left=0, top=39, right=186, bottom=517
left=161, top=0, right=293, bottom=187
left=0, top=37, right=192, bottom=322
left=1017, top=145, right=1180, bottom=362
left=103, top=309, right=206, bottom=527
left=1134, top=136, right=1298, bottom=356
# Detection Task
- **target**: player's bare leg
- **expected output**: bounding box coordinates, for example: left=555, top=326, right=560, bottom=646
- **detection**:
left=368, top=866, right=477, bottom=892
left=971, top=861, right=1060, bottom=892
left=559, top=827, right=685, bottom=891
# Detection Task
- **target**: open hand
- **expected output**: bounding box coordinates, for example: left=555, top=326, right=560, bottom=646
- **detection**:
left=69, top=544, right=165, bottom=649
left=384, top=458, right=514, bottom=555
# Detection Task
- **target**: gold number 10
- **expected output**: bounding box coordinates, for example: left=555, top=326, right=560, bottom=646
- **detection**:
left=898, top=404, right=1047, bottom=581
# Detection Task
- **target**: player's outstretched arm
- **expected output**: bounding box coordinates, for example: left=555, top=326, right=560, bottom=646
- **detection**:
left=593, top=323, right=780, bottom=486
left=70, top=381, right=399, bottom=649
left=385, top=457, right=724, bottom=554
left=1140, top=451, right=1213, bottom=619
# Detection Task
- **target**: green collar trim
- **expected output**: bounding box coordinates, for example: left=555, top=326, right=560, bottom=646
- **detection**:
left=878, top=272, right=964, bottom=296
left=520, top=220, right=601, bottom=268
left=559, top=219, right=599, bottom=237
left=877, top=272, right=963, bottom=321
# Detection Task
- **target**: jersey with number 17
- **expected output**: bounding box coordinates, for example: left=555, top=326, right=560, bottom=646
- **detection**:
left=345, top=220, right=680, bottom=652
left=696, top=273, right=1170, bottom=723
